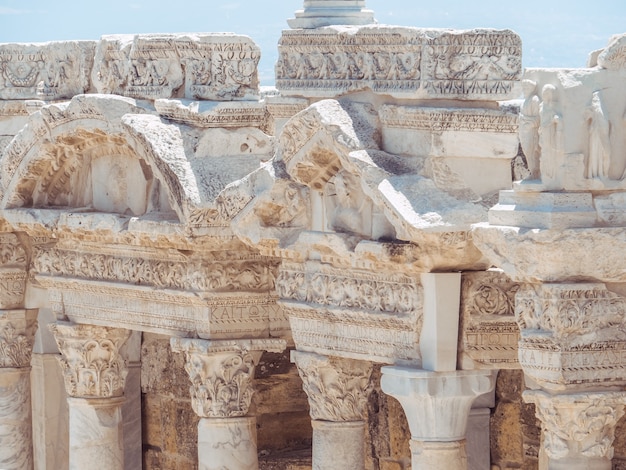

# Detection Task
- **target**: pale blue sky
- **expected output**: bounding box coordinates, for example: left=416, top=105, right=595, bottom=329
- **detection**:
left=1, top=0, right=625, bottom=85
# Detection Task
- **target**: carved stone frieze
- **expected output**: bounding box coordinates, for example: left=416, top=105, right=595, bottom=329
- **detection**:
left=155, top=99, right=268, bottom=130
left=49, top=322, right=130, bottom=398
left=32, top=245, right=278, bottom=293
left=525, top=390, right=626, bottom=461
left=0, top=41, right=96, bottom=100
left=170, top=338, right=286, bottom=418
left=380, top=105, right=518, bottom=134
left=515, top=283, right=626, bottom=389
left=0, top=310, right=37, bottom=368
left=40, top=277, right=287, bottom=340
left=459, top=270, right=520, bottom=369
left=276, top=262, right=421, bottom=314
left=276, top=26, right=521, bottom=100
left=292, top=350, right=373, bottom=422
left=92, top=33, right=260, bottom=101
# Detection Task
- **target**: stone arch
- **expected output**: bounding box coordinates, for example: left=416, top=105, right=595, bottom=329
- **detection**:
left=0, top=94, right=201, bottom=223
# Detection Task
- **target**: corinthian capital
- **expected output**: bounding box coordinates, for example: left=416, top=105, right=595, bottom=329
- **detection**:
left=170, top=337, right=286, bottom=418
left=49, top=322, right=130, bottom=398
left=525, top=390, right=626, bottom=461
left=292, top=350, right=373, bottom=422
left=0, top=310, right=37, bottom=368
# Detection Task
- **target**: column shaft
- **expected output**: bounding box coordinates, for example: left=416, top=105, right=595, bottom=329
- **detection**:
left=410, top=440, right=467, bottom=470
left=68, top=397, right=124, bottom=470
left=0, top=368, right=32, bottom=470
left=198, top=416, right=257, bottom=470
left=312, top=420, right=366, bottom=470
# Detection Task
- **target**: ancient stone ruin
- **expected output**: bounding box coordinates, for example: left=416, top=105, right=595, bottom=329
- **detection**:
left=0, top=1, right=625, bottom=469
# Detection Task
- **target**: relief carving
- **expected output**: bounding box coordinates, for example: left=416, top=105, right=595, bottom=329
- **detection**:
left=49, top=322, right=130, bottom=398
left=170, top=338, right=285, bottom=418
left=519, top=79, right=541, bottom=179
left=0, top=42, right=95, bottom=100
left=33, top=246, right=278, bottom=293
left=0, top=311, right=37, bottom=368
left=276, top=263, right=421, bottom=315
left=525, top=390, right=626, bottom=460
left=293, top=350, right=373, bottom=422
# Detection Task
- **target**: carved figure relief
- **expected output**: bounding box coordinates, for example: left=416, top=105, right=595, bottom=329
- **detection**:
left=327, top=171, right=370, bottom=236
left=584, top=91, right=611, bottom=179
left=519, top=79, right=541, bottom=179
left=538, top=84, right=563, bottom=181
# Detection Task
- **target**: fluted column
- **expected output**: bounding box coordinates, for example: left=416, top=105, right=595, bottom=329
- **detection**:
left=170, top=338, right=286, bottom=470
left=381, top=368, right=495, bottom=470
left=292, top=350, right=373, bottom=470
left=49, top=321, right=130, bottom=470
left=0, top=310, right=37, bottom=470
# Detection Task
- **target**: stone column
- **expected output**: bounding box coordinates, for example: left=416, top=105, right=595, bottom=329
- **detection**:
left=170, top=337, right=286, bottom=470
left=0, top=309, right=37, bottom=470
left=381, top=368, right=495, bottom=470
left=292, top=350, right=373, bottom=470
left=49, top=321, right=130, bottom=470
left=525, top=390, right=626, bottom=470
left=288, top=0, right=376, bottom=28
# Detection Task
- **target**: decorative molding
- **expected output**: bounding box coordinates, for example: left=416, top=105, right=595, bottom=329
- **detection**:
left=0, top=42, right=96, bottom=100
left=49, top=322, right=130, bottom=398
left=515, top=283, right=626, bottom=339
left=525, top=390, right=626, bottom=461
left=459, top=270, right=521, bottom=368
left=155, top=99, right=269, bottom=130
left=276, top=262, right=421, bottom=315
left=276, top=27, right=521, bottom=100
left=33, top=245, right=278, bottom=293
left=380, top=105, right=518, bottom=133
left=93, top=34, right=260, bottom=101
left=0, top=310, right=37, bottom=368
left=170, top=338, right=286, bottom=418
left=292, top=350, right=372, bottom=422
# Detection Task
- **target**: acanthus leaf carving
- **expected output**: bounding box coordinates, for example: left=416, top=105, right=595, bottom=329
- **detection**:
left=293, top=350, right=372, bottom=422
left=525, top=390, right=626, bottom=460
left=49, top=322, right=130, bottom=398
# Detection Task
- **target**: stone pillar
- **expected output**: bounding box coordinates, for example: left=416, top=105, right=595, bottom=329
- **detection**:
left=49, top=321, right=130, bottom=470
left=381, top=368, right=495, bottom=470
left=292, top=350, right=373, bottom=470
left=170, top=337, right=286, bottom=470
left=288, top=0, right=376, bottom=28
left=525, top=390, right=626, bottom=470
left=0, top=309, right=37, bottom=470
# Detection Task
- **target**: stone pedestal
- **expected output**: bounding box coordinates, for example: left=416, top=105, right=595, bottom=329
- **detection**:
left=381, top=368, right=495, bottom=470
left=288, top=0, right=376, bottom=28
left=525, top=390, right=626, bottom=470
left=49, top=321, right=131, bottom=470
left=0, top=309, right=37, bottom=470
left=170, top=337, right=286, bottom=470
left=292, top=350, right=373, bottom=470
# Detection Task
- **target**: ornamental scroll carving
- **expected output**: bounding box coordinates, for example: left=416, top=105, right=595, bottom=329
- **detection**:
left=293, top=351, right=373, bottom=422
left=32, top=246, right=278, bottom=293
left=525, top=390, right=626, bottom=460
left=0, top=311, right=37, bottom=368
left=515, top=283, right=626, bottom=340
left=93, top=34, right=260, bottom=101
left=170, top=338, right=285, bottom=418
left=276, top=27, right=521, bottom=100
left=49, top=322, right=130, bottom=398
left=276, top=263, right=421, bottom=315
left=0, top=42, right=95, bottom=100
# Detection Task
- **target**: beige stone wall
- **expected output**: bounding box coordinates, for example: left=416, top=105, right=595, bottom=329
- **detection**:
left=141, top=334, right=312, bottom=470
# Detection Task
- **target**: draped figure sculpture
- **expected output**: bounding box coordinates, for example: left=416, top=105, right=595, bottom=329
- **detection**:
left=538, top=84, right=562, bottom=181
left=519, top=79, right=541, bottom=179
left=584, top=91, right=611, bottom=179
